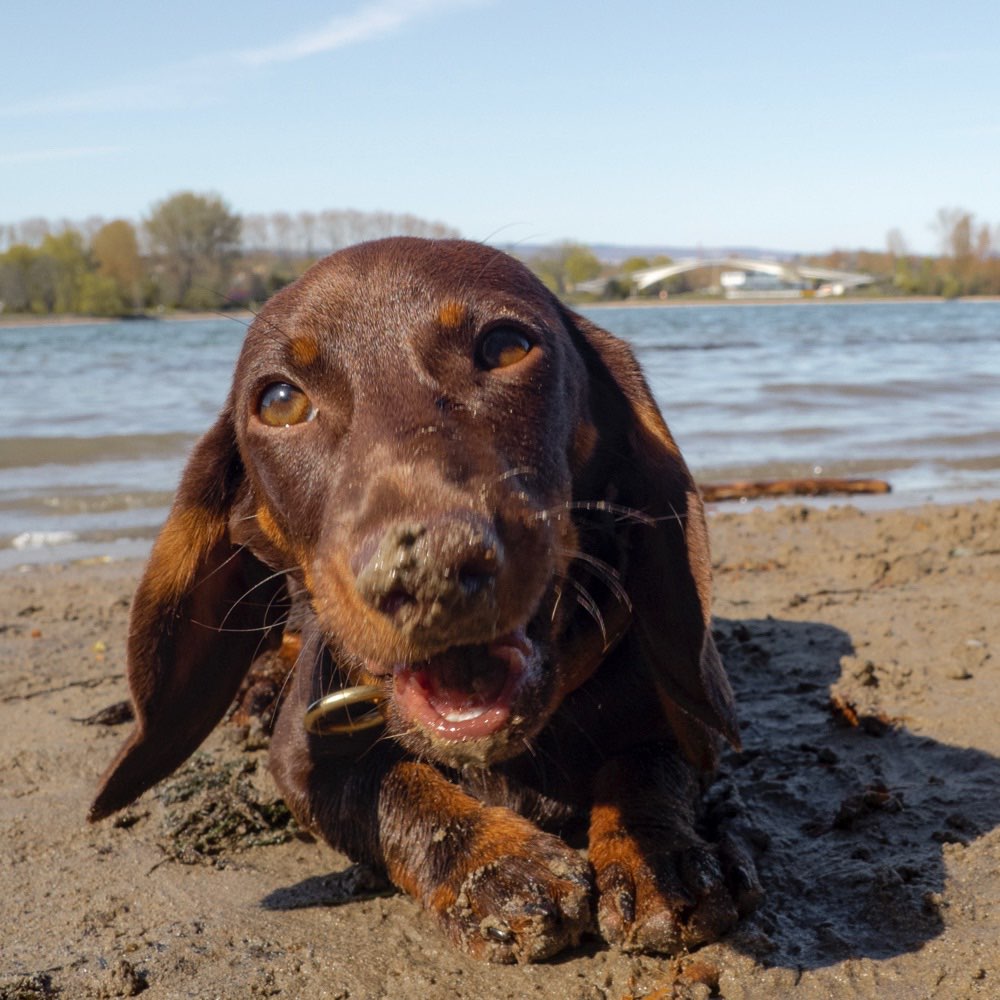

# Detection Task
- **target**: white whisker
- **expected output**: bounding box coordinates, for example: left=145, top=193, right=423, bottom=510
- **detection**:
left=560, top=550, right=632, bottom=613
left=216, top=565, right=297, bottom=632
left=496, top=465, right=537, bottom=485
left=534, top=499, right=658, bottom=528
left=564, top=576, right=607, bottom=646
left=550, top=583, right=564, bottom=623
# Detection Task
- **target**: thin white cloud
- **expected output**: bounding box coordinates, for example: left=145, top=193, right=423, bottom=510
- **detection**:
left=0, top=0, right=485, bottom=118
left=234, top=0, right=483, bottom=67
left=0, top=145, right=126, bottom=165
left=0, top=78, right=218, bottom=119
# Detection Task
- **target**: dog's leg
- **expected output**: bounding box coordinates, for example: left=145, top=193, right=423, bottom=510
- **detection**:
left=380, top=759, right=592, bottom=962
left=270, top=694, right=591, bottom=964
left=589, top=745, right=750, bottom=953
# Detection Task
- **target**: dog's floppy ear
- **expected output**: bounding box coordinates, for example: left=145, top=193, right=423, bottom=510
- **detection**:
left=565, top=310, right=738, bottom=770
left=89, top=407, right=286, bottom=821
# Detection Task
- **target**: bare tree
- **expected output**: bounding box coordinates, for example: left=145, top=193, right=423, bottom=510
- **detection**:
left=19, top=217, right=51, bottom=246
left=297, top=211, right=318, bottom=255
left=241, top=213, right=270, bottom=252
left=269, top=211, right=294, bottom=254
left=935, top=207, right=973, bottom=259
left=80, top=215, right=107, bottom=246
left=886, top=227, right=908, bottom=258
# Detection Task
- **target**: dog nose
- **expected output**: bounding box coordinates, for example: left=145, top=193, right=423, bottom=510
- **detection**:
left=354, top=515, right=503, bottom=636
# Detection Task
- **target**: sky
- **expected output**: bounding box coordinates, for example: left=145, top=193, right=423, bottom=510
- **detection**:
left=3, top=0, right=999, bottom=255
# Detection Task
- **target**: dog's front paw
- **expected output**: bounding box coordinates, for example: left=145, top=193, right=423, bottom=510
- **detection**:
left=436, top=823, right=592, bottom=963
left=592, top=833, right=738, bottom=954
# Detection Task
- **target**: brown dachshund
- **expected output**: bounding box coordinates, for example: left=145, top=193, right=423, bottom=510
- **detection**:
left=90, top=238, right=760, bottom=963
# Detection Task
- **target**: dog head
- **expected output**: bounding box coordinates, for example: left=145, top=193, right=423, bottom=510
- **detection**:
left=90, top=238, right=736, bottom=819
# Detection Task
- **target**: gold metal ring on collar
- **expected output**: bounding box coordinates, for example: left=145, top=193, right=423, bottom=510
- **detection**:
left=303, top=685, right=386, bottom=735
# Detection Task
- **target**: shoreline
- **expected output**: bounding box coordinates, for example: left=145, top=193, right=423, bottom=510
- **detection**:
left=581, top=293, right=1000, bottom=309
left=6, top=296, right=1000, bottom=328
left=8, top=487, right=1000, bottom=574
left=0, top=309, right=255, bottom=329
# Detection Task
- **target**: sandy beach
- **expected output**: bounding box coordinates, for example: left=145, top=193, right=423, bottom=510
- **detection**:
left=2, top=499, right=998, bottom=999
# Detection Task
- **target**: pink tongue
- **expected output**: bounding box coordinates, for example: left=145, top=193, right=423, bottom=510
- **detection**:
left=419, top=657, right=508, bottom=717
left=393, top=632, right=531, bottom=739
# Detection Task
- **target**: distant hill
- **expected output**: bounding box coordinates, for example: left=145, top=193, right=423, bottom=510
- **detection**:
left=497, top=242, right=801, bottom=265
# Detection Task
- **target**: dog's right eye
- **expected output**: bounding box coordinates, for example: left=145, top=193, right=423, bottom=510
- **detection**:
left=257, top=382, right=314, bottom=427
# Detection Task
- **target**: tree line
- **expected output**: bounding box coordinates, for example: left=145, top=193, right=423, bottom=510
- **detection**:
left=0, top=192, right=459, bottom=316
left=507, top=208, right=1000, bottom=302
left=805, top=209, right=1000, bottom=298
left=2, top=197, right=997, bottom=317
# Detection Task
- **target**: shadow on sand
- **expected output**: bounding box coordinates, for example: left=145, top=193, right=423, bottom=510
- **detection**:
left=713, top=615, right=1000, bottom=970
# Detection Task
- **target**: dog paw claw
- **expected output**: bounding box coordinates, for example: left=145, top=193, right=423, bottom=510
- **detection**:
left=442, top=837, right=593, bottom=963
left=595, top=842, right=739, bottom=954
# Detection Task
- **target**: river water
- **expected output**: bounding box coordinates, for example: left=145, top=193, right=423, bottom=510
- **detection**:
left=2, top=300, right=998, bottom=567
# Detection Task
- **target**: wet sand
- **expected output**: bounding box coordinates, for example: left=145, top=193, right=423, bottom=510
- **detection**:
left=2, top=500, right=998, bottom=999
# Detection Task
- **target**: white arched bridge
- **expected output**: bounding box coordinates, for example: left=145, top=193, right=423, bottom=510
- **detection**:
left=579, top=257, right=876, bottom=298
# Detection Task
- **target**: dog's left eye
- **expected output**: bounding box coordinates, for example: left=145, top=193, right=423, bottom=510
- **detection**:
left=257, top=382, right=314, bottom=427
left=477, top=326, right=534, bottom=370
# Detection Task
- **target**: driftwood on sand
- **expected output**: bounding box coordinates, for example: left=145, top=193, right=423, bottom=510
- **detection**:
left=699, top=477, right=891, bottom=503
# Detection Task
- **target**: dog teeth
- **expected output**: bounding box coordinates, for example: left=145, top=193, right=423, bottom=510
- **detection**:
left=442, top=706, right=488, bottom=722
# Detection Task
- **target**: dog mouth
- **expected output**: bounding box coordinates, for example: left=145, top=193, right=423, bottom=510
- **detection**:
left=392, top=628, right=538, bottom=741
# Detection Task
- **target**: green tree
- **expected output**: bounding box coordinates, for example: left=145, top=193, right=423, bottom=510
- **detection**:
left=530, top=242, right=602, bottom=296
left=92, top=219, right=143, bottom=310
left=39, top=230, right=90, bottom=312
left=145, top=191, right=241, bottom=308
left=0, top=245, right=38, bottom=312
left=621, top=256, right=651, bottom=274
left=564, top=244, right=601, bottom=288
left=78, top=273, right=128, bottom=316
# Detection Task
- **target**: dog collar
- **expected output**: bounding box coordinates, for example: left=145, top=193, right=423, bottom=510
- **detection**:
left=303, top=684, right=387, bottom=736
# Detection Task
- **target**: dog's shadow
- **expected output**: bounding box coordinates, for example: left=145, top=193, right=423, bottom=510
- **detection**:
left=714, top=615, right=1000, bottom=970
left=259, top=615, right=999, bottom=971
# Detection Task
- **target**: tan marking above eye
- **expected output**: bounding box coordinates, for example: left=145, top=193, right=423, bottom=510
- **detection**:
left=257, top=382, right=314, bottom=427
left=477, top=326, right=533, bottom=370
left=438, top=300, right=467, bottom=330
left=289, top=335, right=321, bottom=367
